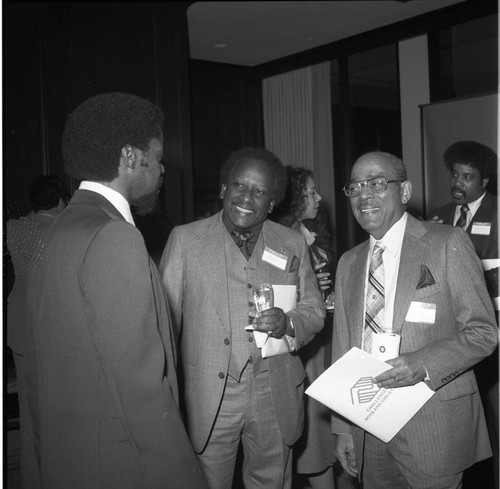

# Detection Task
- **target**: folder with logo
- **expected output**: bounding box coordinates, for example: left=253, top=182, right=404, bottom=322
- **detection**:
left=305, top=347, right=434, bottom=442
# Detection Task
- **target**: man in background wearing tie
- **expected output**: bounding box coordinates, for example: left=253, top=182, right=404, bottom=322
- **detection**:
left=429, top=140, right=498, bottom=301
left=428, top=140, right=499, bottom=488
left=333, top=151, right=497, bottom=488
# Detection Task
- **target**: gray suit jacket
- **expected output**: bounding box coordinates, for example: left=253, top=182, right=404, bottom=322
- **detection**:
left=160, top=211, right=325, bottom=451
left=332, top=213, right=498, bottom=476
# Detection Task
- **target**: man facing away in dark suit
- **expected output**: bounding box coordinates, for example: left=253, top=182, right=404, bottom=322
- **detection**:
left=428, top=140, right=499, bottom=488
left=159, top=147, right=325, bottom=489
left=24, top=92, right=207, bottom=489
left=333, top=151, right=498, bottom=489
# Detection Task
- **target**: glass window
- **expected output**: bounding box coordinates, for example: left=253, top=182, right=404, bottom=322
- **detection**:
left=433, top=14, right=498, bottom=100
left=331, top=45, right=401, bottom=250
left=348, top=44, right=401, bottom=160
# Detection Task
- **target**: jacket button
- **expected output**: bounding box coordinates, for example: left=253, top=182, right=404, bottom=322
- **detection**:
left=224, top=338, right=230, bottom=345
left=249, top=301, right=254, bottom=307
left=248, top=336, right=254, bottom=342
left=248, top=356, right=253, bottom=363
left=247, top=283, right=252, bottom=288
left=218, top=372, right=225, bottom=379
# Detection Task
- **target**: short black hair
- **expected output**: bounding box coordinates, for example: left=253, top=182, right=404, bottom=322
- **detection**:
left=62, top=92, right=164, bottom=182
left=28, top=175, right=69, bottom=211
left=444, top=141, right=497, bottom=180
left=219, top=147, right=287, bottom=204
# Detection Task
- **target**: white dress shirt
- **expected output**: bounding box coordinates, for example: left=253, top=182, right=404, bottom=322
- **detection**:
left=362, top=212, right=408, bottom=341
left=452, top=191, right=485, bottom=229
left=79, top=181, right=135, bottom=226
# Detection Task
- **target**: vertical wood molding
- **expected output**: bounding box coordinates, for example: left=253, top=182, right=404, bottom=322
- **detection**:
left=154, top=2, right=193, bottom=224
left=399, top=35, right=430, bottom=217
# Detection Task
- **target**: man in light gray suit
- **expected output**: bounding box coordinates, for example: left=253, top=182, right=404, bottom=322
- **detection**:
left=160, top=147, right=325, bottom=489
left=333, top=151, right=498, bottom=488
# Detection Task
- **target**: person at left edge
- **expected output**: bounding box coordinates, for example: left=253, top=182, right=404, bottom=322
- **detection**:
left=160, top=147, right=325, bottom=489
left=24, top=92, right=208, bottom=489
left=7, top=175, right=69, bottom=489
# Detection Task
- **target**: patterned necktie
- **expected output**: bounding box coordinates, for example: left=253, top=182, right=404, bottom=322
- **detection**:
left=455, top=204, right=469, bottom=229
left=231, top=229, right=254, bottom=259
left=364, top=242, right=385, bottom=353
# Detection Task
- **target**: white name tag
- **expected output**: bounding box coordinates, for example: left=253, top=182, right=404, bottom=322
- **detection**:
left=262, top=247, right=288, bottom=270
left=405, top=301, right=436, bottom=324
left=471, top=222, right=491, bottom=235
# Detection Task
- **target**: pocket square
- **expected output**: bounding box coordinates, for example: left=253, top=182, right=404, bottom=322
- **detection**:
left=416, top=264, right=435, bottom=290
left=289, top=255, right=299, bottom=273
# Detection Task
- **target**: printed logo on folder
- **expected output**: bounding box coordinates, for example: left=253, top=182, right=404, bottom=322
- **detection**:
left=350, top=377, right=380, bottom=405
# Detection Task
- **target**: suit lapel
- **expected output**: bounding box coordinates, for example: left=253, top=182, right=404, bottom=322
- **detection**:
left=470, top=192, right=495, bottom=226
left=347, top=242, right=369, bottom=348
left=393, top=216, right=429, bottom=331
left=255, top=221, right=296, bottom=283
left=191, top=214, right=231, bottom=332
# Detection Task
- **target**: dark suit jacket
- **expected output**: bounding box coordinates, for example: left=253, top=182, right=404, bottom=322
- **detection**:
left=332, top=214, right=498, bottom=476
left=25, top=190, right=207, bottom=489
left=431, top=191, right=498, bottom=260
left=160, top=212, right=325, bottom=452
left=431, top=192, right=498, bottom=302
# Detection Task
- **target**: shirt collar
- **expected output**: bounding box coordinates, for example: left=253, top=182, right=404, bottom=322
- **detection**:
left=458, top=191, right=486, bottom=216
left=79, top=181, right=135, bottom=226
left=221, top=212, right=264, bottom=242
left=369, top=211, right=408, bottom=257
left=299, top=223, right=316, bottom=246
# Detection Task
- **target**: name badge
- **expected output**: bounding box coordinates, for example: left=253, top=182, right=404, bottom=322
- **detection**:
left=471, top=222, right=491, bottom=235
left=405, top=301, right=436, bottom=324
left=262, top=247, right=287, bottom=270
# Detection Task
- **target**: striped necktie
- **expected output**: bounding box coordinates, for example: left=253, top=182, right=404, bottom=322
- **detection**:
left=364, top=242, right=385, bottom=353
left=455, top=204, right=469, bottom=229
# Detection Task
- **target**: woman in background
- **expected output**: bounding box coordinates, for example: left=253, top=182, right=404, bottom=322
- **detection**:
left=272, top=166, right=338, bottom=489
left=6, top=175, right=69, bottom=489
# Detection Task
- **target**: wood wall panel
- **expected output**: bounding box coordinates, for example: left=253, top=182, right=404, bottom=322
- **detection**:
left=4, top=1, right=192, bottom=225
left=189, top=60, right=264, bottom=219
left=4, top=3, right=46, bottom=217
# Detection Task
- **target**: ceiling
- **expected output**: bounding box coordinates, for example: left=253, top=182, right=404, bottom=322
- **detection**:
left=187, top=0, right=467, bottom=67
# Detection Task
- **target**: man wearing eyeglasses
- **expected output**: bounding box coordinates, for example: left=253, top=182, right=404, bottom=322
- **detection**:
left=332, top=151, right=497, bottom=489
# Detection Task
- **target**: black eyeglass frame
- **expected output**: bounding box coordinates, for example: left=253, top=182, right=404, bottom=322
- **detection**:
left=342, top=177, right=403, bottom=198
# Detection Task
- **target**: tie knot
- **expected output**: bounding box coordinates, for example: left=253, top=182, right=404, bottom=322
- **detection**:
left=461, top=204, right=469, bottom=212
left=231, top=229, right=253, bottom=247
left=373, top=241, right=385, bottom=255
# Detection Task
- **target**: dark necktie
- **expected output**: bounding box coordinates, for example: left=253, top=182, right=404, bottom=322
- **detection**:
left=231, top=229, right=254, bottom=259
left=455, top=204, right=469, bottom=229
left=364, top=242, right=385, bottom=353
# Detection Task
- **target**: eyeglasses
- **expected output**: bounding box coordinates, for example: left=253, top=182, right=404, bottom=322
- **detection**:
left=343, top=177, right=403, bottom=198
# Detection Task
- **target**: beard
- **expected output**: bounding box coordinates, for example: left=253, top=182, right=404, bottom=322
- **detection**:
left=131, top=190, right=160, bottom=217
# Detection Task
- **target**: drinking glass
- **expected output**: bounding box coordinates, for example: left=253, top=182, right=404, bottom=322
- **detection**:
left=253, top=284, right=274, bottom=311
